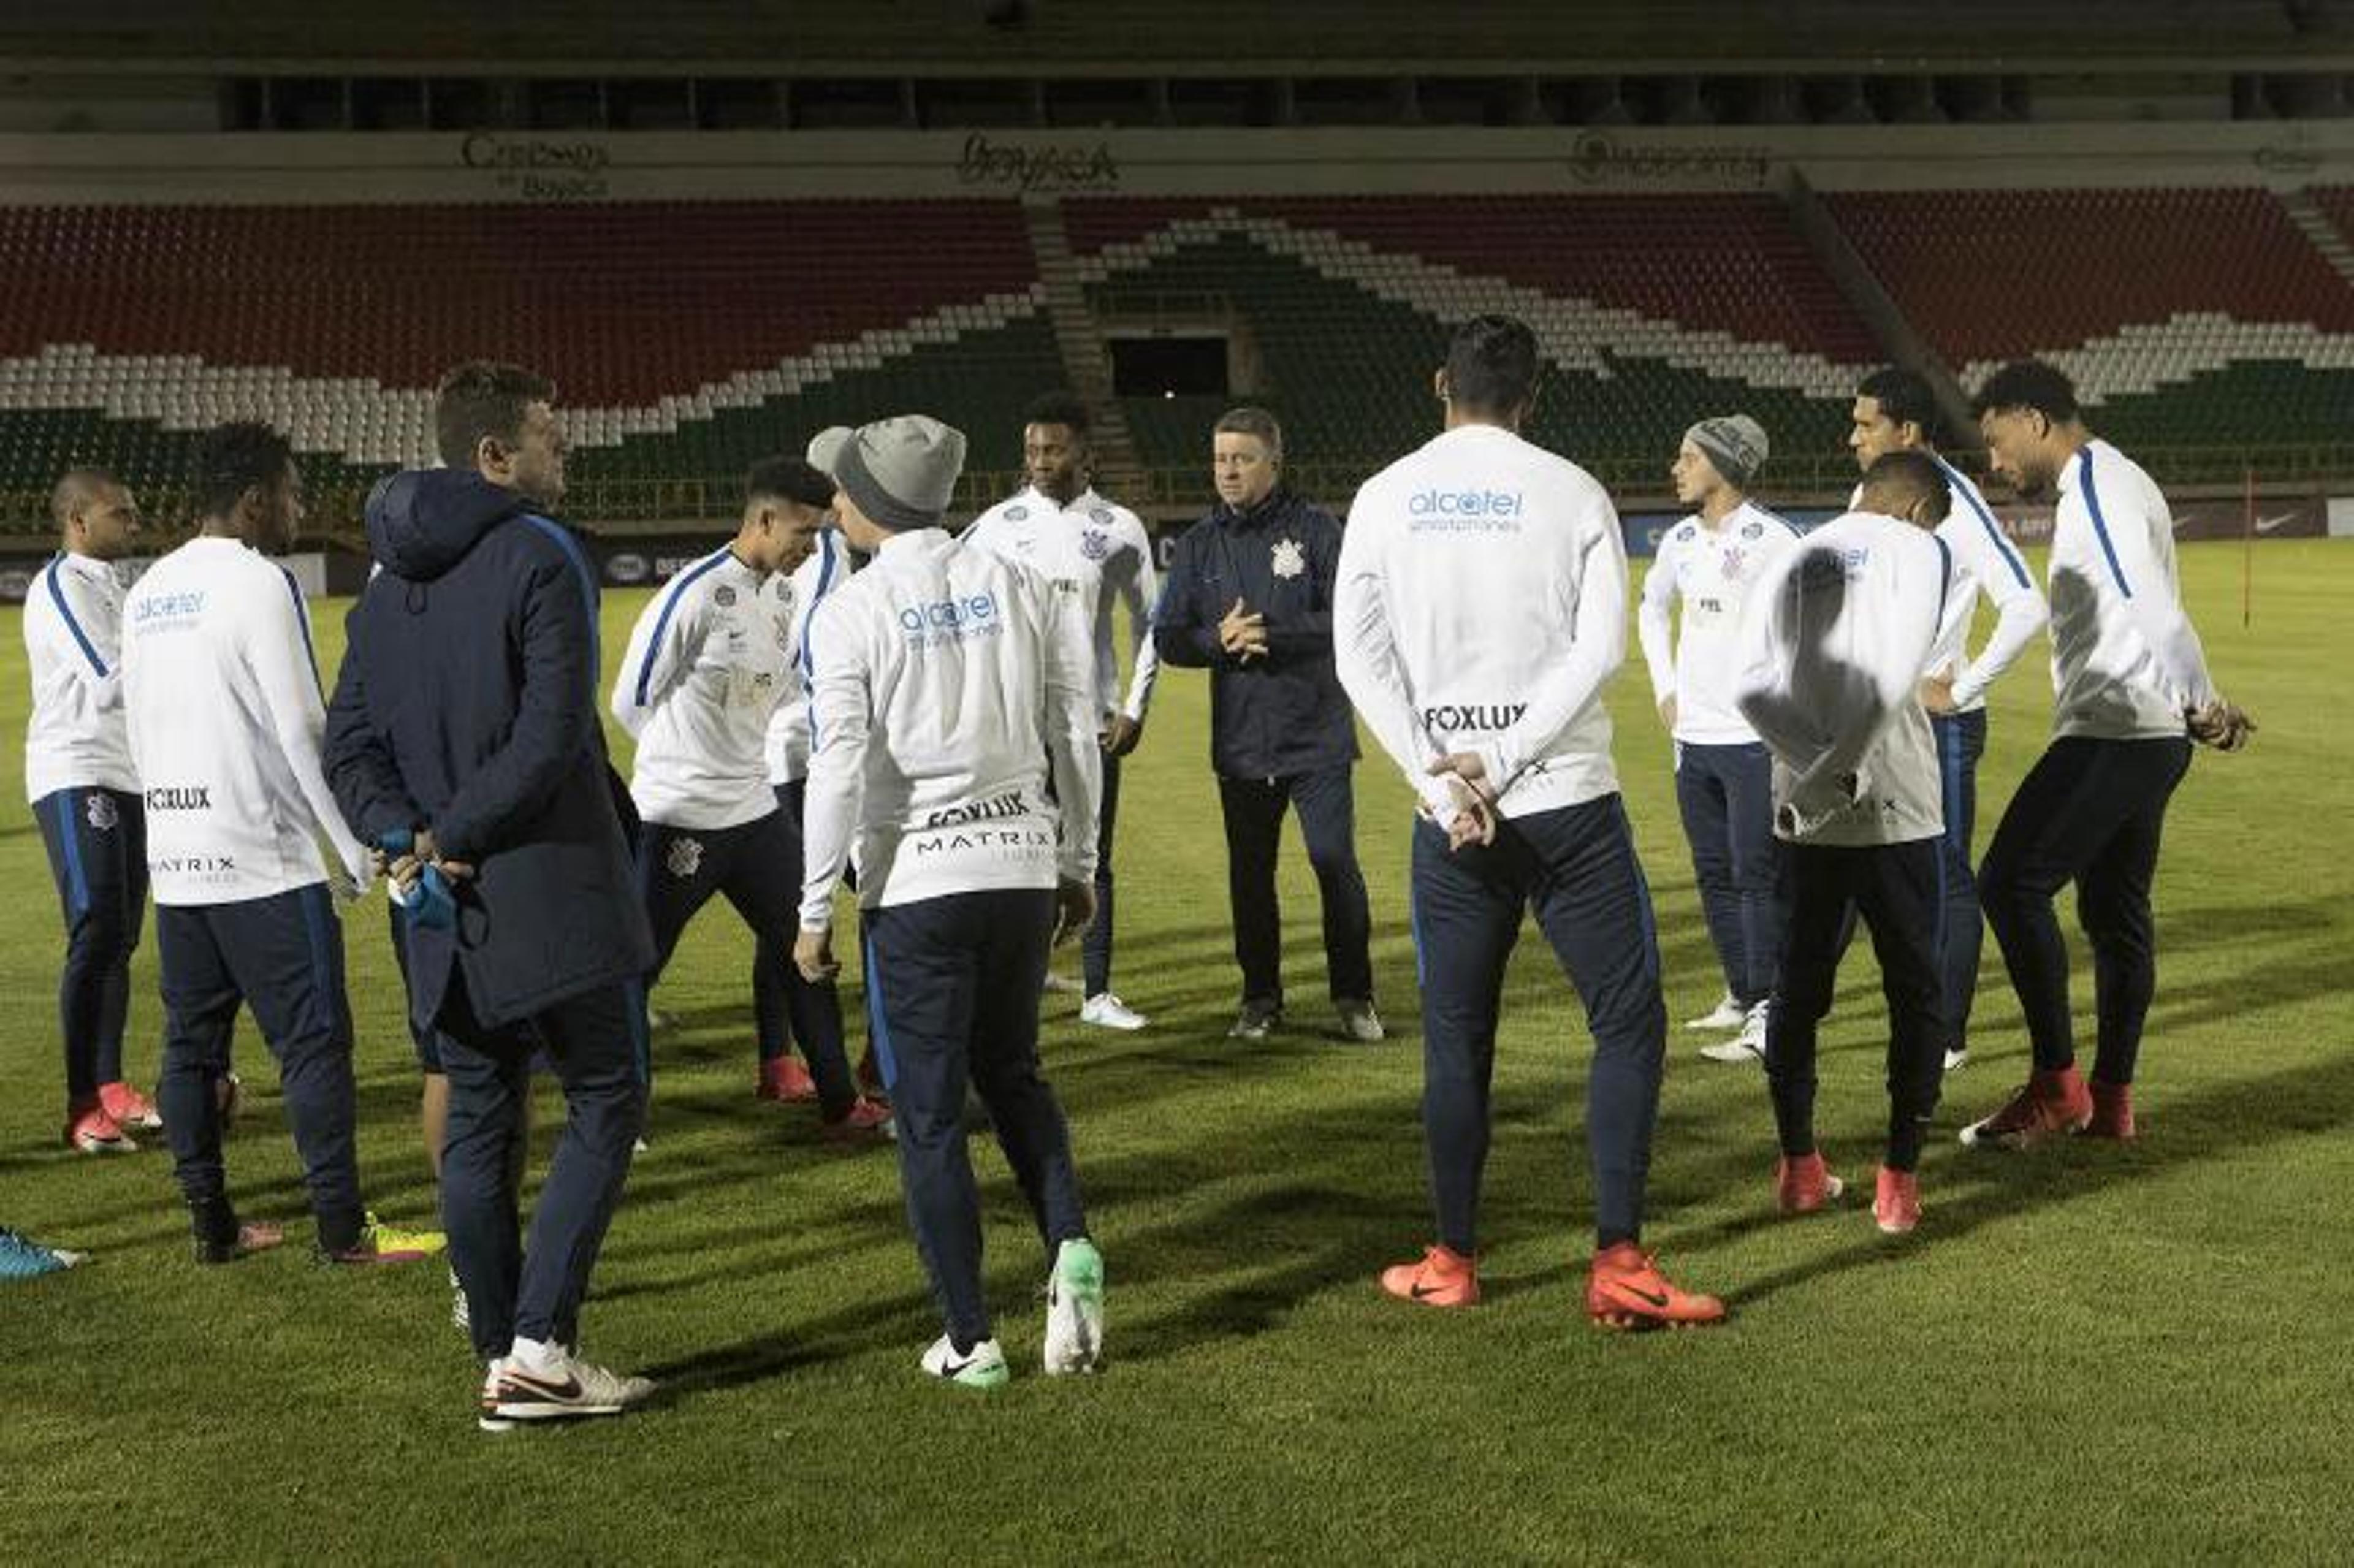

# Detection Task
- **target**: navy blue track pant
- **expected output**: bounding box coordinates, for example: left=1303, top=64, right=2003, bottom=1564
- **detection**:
left=36, top=786, right=145, bottom=1102
left=1672, top=740, right=1783, bottom=1008
left=638, top=804, right=857, bottom=1114
left=1218, top=767, right=1374, bottom=1008
left=154, top=884, right=363, bottom=1251
left=1979, top=734, right=2190, bottom=1085
left=746, top=779, right=851, bottom=1079
left=1409, top=794, right=1667, bottom=1254
left=1767, top=837, right=1947, bottom=1172
left=435, top=971, right=646, bottom=1361
left=863, top=887, right=1087, bottom=1347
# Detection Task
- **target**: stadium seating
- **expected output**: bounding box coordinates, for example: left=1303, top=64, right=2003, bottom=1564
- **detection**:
left=1827, top=188, right=2354, bottom=453
left=0, top=201, right=1058, bottom=527
left=1067, top=196, right=1875, bottom=492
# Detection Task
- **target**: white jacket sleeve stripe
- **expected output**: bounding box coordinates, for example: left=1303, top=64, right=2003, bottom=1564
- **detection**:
left=630, top=551, right=726, bottom=709
left=1936, top=457, right=2032, bottom=590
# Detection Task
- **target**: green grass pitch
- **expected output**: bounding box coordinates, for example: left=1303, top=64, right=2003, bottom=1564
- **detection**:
left=2, top=539, right=2348, bottom=1564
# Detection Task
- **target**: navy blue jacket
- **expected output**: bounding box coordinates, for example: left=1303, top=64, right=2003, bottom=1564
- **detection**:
left=1152, top=487, right=1358, bottom=781
left=326, top=470, right=654, bottom=1033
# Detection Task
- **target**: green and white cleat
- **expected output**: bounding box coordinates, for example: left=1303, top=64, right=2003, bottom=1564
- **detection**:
left=920, top=1334, right=1010, bottom=1390
left=1042, top=1237, right=1105, bottom=1376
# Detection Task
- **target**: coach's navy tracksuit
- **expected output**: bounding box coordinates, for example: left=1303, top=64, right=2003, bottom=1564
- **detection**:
left=36, top=787, right=147, bottom=1101
left=329, top=469, right=653, bottom=1361
left=1154, top=488, right=1374, bottom=1010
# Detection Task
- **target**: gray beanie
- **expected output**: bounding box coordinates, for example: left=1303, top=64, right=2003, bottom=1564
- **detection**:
left=831, top=415, right=967, bottom=531
left=1686, top=414, right=1769, bottom=489
left=804, top=425, right=853, bottom=478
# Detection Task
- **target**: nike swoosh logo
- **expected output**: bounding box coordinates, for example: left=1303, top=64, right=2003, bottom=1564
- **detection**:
left=1611, top=1284, right=1670, bottom=1311
left=2254, top=512, right=2299, bottom=535
left=1409, top=1282, right=1452, bottom=1300
left=939, top=1357, right=981, bottom=1376
left=502, top=1372, right=583, bottom=1399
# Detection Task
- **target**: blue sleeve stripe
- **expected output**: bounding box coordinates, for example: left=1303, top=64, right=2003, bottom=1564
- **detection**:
left=1933, top=455, right=2031, bottom=590
left=1932, top=533, right=1952, bottom=631
left=632, top=549, right=729, bottom=708
left=276, top=565, right=322, bottom=691
left=44, top=560, right=109, bottom=679
left=522, top=515, right=600, bottom=618
left=2076, top=449, right=2133, bottom=599
left=798, top=531, right=839, bottom=680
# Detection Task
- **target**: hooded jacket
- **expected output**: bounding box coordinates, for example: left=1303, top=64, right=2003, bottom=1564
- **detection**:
left=1151, top=487, right=1358, bottom=780
left=326, top=470, right=654, bottom=1033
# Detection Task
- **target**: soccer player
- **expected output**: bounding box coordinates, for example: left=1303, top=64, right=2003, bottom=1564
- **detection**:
left=1848, top=367, right=2049, bottom=1072
left=1959, top=362, right=2253, bottom=1149
left=793, top=415, right=1107, bottom=1388
left=1335, top=314, right=1723, bottom=1329
left=329, top=361, right=657, bottom=1428
left=962, top=392, right=1160, bottom=1032
left=121, top=422, right=425, bottom=1267
left=1152, top=407, right=1381, bottom=1045
left=25, top=467, right=162, bottom=1153
left=1638, top=415, right=1797, bottom=1064
left=1734, top=451, right=1956, bottom=1235
left=752, top=427, right=869, bottom=1105
left=612, top=456, right=888, bottom=1140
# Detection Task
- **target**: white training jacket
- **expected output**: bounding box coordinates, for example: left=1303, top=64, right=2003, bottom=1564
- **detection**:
left=1636, top=500, right=1802, bottom=747
left=612, top=545, right=793, bottom=832
left=763, top=529, right=852, bottom=787
left=1847, top=455, right=2049, bottom=712
left=23, top=550, right=137, bottom=801
left=1734, top=510, right=1951, bottom=847
left=798, top=528, right=1100, bottom=928
left=120, top=536, right=370, bottom=904
left=2047, top=440, right=2218, bottom=740
left=1336, top=422, right=1627, bottom=824
left=961, top=484, right=1160, bottom=727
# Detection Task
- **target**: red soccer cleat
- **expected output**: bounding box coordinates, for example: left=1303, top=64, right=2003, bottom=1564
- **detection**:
left=856, top=1048, right=888, bottom=1100
left=1379, top=1244, right=1480, bottom=1308
left=99, top=1081, right=162, bottom=1130
left=65, top=1102, right=136, bottom=1155
left=2085, top=1079, right=2136, bottom=1141
left=821, top=1095, right=894, bottom=1146
left=1872, top=1166, right=1921, bottom=1235
left=756, top=1055, right=818, bottom=1104
left=1774, top=1151, right=1845, bottom=1215
left=1587, top=1243, right=1726, bottom=1331
left=1959, top=1065, right=2093, bottom=1151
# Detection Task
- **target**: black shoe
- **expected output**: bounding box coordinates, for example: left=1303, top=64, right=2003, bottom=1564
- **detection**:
left=194, top=1220, right=284, bottom=1264
left=1228, top=998, right=1283, bottom=1041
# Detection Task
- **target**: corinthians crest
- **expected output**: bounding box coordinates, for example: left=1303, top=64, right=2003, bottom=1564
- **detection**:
left=666, top=837, right=704, bottom=878
left=1270, top=538, right=1306, bottom=579
left=86, top=793, right=119, bottom=831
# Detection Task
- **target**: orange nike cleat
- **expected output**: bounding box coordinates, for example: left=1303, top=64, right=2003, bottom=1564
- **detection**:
left=1959, top=1065, right=2093, bottom=1150
left=1379, top=1244, right=1480, bottom=1308
left=1586, top=1243, right=1725, bottom=1330
left=756, top=1055, right=818, bottom=1104
left=99, top=1081, right=162, bottom=1130
left=1872, top=1166, right=1921, bottom=1235
left=2085, top=1079, right=2136, bottom=1141
left=1773, top=1151, right=1845, bottom=1215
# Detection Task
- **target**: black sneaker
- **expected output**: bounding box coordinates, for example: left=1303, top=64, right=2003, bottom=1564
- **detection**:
left=194, top=1220, right=284, bottom=1264
left=1228, top=998, right=1282, bottom=1041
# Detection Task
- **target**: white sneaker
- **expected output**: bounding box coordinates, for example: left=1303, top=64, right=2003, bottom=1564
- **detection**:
left=485, top=1342, right=656, bottom=1423
left=1699, top=1001, right=1769, bottom=1065
left=920, top=1334, right=1010, bottom=1389
left=1042, top=1238, right=1105, bottom=1376
left=1685, top=994, right=1745, bottom=1031
left=1943, top=1047, right=1970, bottom=1073
left=1041, top=970, right=1083, bottom=995
left=1079, top=993, right=1148, bottom=1031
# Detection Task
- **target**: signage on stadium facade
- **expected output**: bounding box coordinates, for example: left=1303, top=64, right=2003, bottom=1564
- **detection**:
left=955, top=133, right=1121, bottom=192
left=1566, top=132, right=1772, bottom=190
left=459, top=132, right=612, bottom=202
